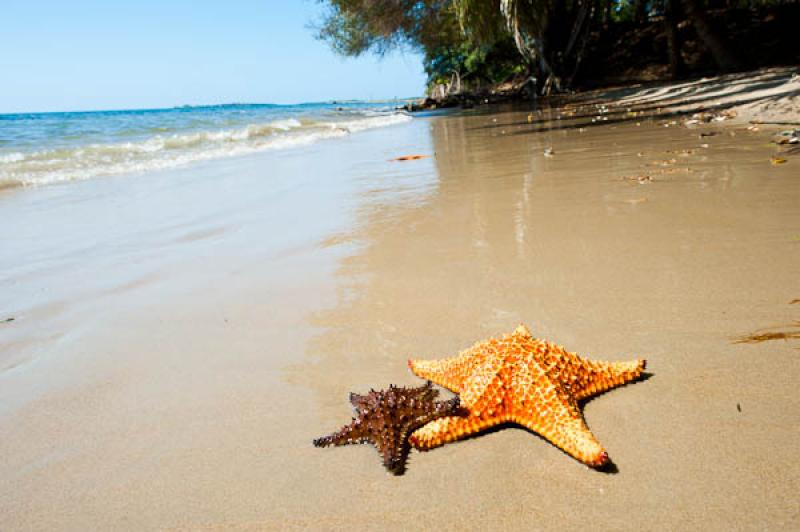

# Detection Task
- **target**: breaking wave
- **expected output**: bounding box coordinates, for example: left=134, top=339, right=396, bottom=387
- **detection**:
left=0, top=109, right=412, bottom=189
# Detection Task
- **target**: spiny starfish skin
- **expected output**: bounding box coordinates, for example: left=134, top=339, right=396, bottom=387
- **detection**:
left=313, top=382, right=461, bottom=475
left=408, top=324, right=646, bottom=467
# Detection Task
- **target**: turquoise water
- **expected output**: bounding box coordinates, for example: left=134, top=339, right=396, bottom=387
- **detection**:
left=0, top=102, right=412, bottom=189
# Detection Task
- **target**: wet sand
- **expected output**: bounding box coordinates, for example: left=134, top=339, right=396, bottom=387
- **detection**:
left=1, top=101, right=799, bottom=530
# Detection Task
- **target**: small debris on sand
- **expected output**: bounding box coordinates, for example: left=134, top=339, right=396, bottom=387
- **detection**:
left=391, top=154, right=430, bottom=162
left=665, top=149, right=694, bottom=156
left=659, top=167, right=694, bottom=174
left=734, top=329, right=800, bottom=344
left=648, top=158, right=678, bottom=166
left=544, top=147, right=555, bottom=157
left=684, top=110, right=737, bottom=127
left=733, top=321, right=800, bottom=344
left=770, top=156, right=788, bottom=165
left=772, top=129, right=799, bottom=145
left=624, top=197, right=649, bottom=204
left=623, top=175, right=654, bottom=184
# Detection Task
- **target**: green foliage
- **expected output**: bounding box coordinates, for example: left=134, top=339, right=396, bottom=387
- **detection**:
left=315, top=0, right=782, bottom=92
left=316, top=0, right=526, bottom=92
left=315, top=1, right=462, bottom=57
left=424, top=37, right=524, bottom=89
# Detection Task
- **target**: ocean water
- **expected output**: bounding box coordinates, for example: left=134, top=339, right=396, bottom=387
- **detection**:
left=0, top=102, right=413, bottom=189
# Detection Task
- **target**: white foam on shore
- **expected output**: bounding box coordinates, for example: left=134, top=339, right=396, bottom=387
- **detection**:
left=0, top=112, right=412, bottom=189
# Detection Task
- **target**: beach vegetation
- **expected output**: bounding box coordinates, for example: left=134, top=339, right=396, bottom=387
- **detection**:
left=315, top=0, right=798, bottom=99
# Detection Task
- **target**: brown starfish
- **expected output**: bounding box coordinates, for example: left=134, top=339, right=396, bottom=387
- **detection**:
left=313, top=382, right=461, bottom=475
left=408, top=324, right=646, bottom=467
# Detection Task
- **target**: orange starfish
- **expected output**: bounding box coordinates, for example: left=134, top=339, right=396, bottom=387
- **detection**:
left=408, top=324, right=646, bottom=467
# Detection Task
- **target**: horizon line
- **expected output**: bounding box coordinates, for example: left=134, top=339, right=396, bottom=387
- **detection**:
left=0, top=96, right=423, bottom=117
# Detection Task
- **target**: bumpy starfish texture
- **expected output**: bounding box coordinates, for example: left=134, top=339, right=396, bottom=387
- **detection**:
left=313, top=382, right=461, bottom=475
left=408, top=324, right=646, bottom=467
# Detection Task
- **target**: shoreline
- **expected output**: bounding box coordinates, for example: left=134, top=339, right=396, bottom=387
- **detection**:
left=0, top=104, right=413, bottom=192
left=2, top=78, right=799, bottom=529
left=410, top=66, right=800, bottom=126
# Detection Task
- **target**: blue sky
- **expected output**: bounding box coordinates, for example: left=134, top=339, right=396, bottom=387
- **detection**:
left=0, top=0, right=426, bottom=113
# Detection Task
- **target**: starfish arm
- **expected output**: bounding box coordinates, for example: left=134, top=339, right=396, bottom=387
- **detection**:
left=512, top=323, right=533, bottom=338
left=408, top=354, right=472, bottom=393
left=571, top=358, right=647, bottom=402
left=433, top=395, right=463, bottom=418
left=374, top=429, right=409, bottom=475
left=409, top=334, right=511, bottom=394
left=513, top=394, right=608, bottom=466
left=313, top=420, right=369, bottom=448
left=409, top=414, right=501, bottom=450
left=416, top=381, right=439, bottom=403
left=349, top=392, right=370, bottom=413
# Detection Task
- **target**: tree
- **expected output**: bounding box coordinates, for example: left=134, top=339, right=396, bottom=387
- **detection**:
left=634, top=0, right=648, bottom=24
left=315, top=0, right=461, bottom=57
left=681, top=0, right=742, bottom=71
left=664, top=0, right=686, bottom=78
left=315, top=0, right=771, bottom=95
left=454, top=0, right=596, bottom=93
left=316, top=0, right=600, bottom=95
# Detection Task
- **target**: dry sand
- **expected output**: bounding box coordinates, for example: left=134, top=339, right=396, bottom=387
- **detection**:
left=1, top=71, right=800, bottom=530
left=564, top=66, right=800, bottom=125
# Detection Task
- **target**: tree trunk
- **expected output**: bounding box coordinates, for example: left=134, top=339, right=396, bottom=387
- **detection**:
left=564, top=0, right=590, bottom=59
left=682, top=0, right=742, bottom=72
left=565, top=1, right=594, bottom=87
left=664, top=0, right=686, bottom=78
left=634, top=0, right=647, bottom=24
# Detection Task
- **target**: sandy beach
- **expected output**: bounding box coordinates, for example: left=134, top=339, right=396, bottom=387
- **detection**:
left=2, top=70, right=799, bottom=530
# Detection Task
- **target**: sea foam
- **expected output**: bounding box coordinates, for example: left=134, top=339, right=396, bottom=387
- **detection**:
left=0, top=106, right=412, bottom=189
